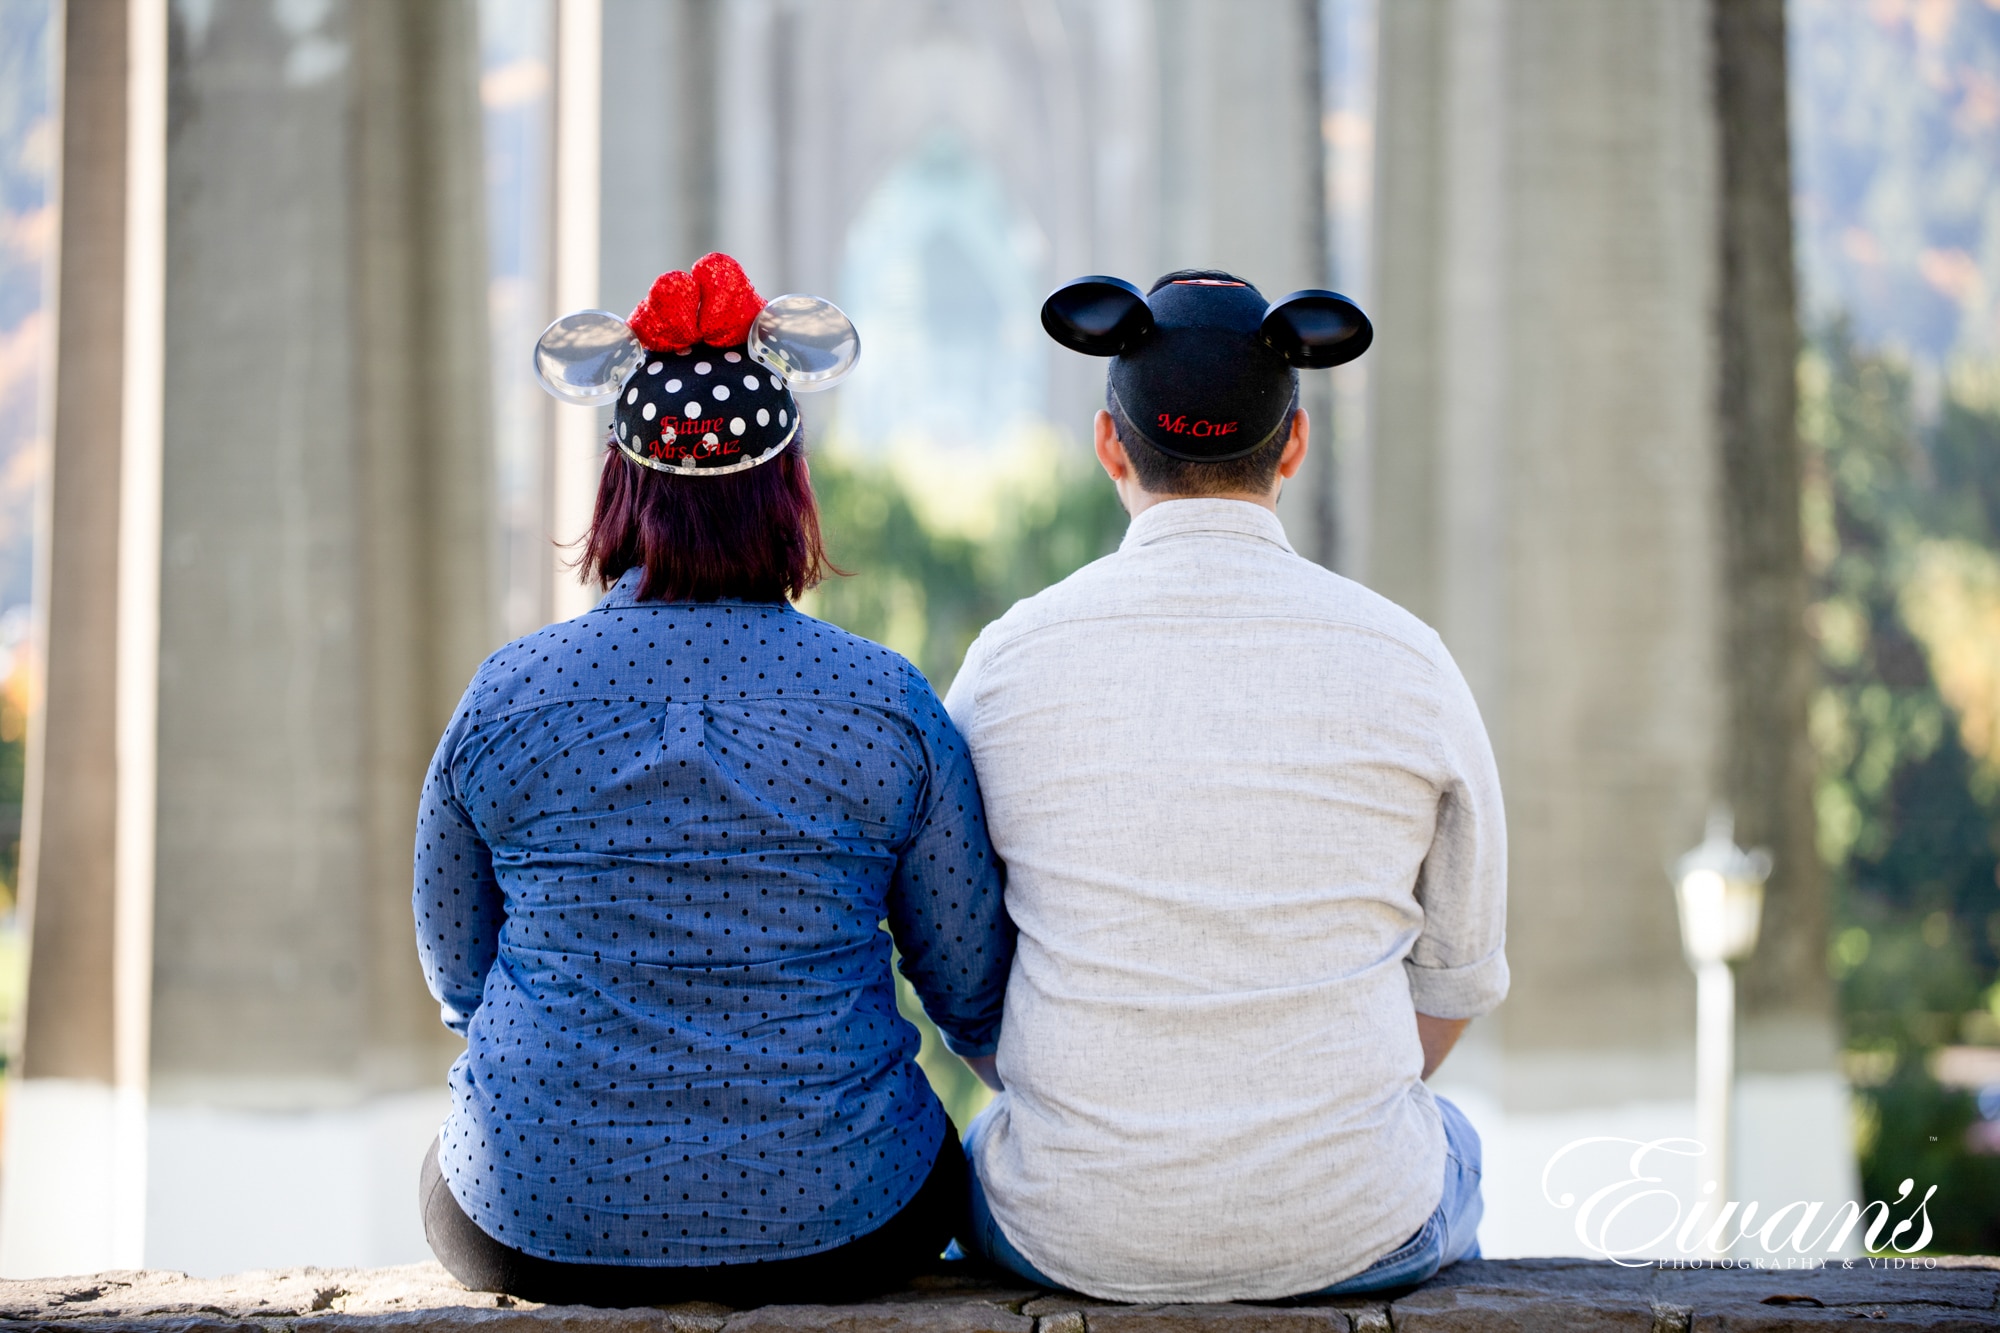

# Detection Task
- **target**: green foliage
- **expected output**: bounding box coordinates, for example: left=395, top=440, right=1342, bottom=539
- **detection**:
left=0, top=693, right=21, bottom=1078
left=1804, top=326, right=2000, bottom=1251
left=1806, top=336, right=2000, bottom=953
left=806, top=449, right=1127, bottom=692
left=0, top=654, right=21, bottom=921
left=0, top=724, right=18, bottom=911
left=1861, top=1068, right=2000, bottom=1255
left=1931, top=389, right=2000, bottom=549
left=811, top=446, right=1126, bottom=1122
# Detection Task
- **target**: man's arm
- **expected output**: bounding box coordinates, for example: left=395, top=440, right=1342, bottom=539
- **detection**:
left=964, top=1053, right=1003, bottom=1091
left=1416, top=1014, right=1469, bottom=1080
left=1404, top=644, right=1510, bottom=1052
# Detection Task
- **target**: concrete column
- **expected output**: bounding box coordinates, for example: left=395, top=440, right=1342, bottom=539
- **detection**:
left=1374, top=0, right=1719, bottom=1252
left=2, top=0, right=495, bottom=1278
left=140, top=0, right=494, bottom=1273
left=15, top=0, right=127, bottom=1101
left=1710, top=0, right=1849, bottom=1221
left=600, top=0, right=722, bottom=307
left=0, top=0, right=158, bottom=1277
left=1370, top=0, right=1853, bottom=1254
left=349, top=0, right=506, bottom=1094
left=1153, top=0, right=1337, bottom=566
left=561, top=0, right=726, bottom=621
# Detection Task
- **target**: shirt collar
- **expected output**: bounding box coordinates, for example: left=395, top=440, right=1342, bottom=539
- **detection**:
left=595, top=566, right=648, bottom=610
left=1117, top=498, right=1298, bottom=556
left=592, top=567, right=787, bottom=612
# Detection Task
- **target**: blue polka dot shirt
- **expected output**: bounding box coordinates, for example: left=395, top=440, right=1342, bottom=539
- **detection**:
left=413, top=570, right=1013, bottom=1267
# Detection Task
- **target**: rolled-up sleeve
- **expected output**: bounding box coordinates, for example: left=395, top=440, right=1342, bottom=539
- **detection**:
left=888, top=665, right=1014, bottom=1058
left=1406, top=646, right=1509, bottom=1019
left=413, top=702, right=502, bottom=1038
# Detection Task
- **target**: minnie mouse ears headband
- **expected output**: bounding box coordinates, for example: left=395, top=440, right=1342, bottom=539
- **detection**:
left=534, top=252, right=858, bottom=477
left=1040, top=276, right=1372, bottom=368
left=1039, top=272, right=1372, bottom=463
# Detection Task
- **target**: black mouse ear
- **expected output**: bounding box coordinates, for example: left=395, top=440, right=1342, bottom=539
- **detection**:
left=1259, top=289, right=1373, bottom=368
left=1041, top=276, right=1154, bottom=356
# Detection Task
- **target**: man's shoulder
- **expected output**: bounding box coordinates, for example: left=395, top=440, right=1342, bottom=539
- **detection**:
left=1279, top=557, right=1450, bottom=664
left=976, top=547, right=1132, bottom=645
left=975, top=542, right=1448, bottom=670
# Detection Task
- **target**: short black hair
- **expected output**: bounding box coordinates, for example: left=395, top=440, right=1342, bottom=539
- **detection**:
left=1107, top=382, right=1296, bottom=497
left=1147, top=267, right=1244, bottom=293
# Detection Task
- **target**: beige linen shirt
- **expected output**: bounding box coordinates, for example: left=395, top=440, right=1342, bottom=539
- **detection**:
left=943, top=498, right=1508, bottom=1302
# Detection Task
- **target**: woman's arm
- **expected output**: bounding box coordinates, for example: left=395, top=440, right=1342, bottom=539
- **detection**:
left=412, top=721, right=503, bottom=1037
left=886, top=671, right=1015, bottom=1066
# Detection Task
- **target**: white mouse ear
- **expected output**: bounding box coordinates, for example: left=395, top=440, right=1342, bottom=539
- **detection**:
left=534, top=310, right=644, bottom=405
left=747, top=295, right=859, bottom=391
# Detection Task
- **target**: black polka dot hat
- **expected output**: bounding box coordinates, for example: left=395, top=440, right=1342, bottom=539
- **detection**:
left=614, top=348, right=797, bottom=475
left=533, top=252, right=859, bottom=477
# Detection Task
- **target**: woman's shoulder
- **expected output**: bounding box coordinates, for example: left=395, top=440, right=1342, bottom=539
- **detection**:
left=781, top=606, right=941, bottom=704
left=441, top=621, right=575, bottom=737
left=455, top=602, right=940, bottom=715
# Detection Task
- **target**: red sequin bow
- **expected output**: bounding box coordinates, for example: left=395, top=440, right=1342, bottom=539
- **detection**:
left=627, top=252, right=767, bottom=354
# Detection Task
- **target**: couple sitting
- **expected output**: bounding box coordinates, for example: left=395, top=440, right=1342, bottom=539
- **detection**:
left=412, top=257, right=1508, bottom=1308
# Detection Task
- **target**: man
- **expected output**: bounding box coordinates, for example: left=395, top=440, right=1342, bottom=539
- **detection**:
left=944, top=270, right=1507, bottom=1301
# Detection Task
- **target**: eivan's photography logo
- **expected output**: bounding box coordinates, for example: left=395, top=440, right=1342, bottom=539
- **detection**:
left=1542, top=1138, right=1938, bottom=1268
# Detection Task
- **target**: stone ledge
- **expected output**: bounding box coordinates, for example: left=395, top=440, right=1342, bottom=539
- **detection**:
left=2, top=1258, right=1995, bottom=1332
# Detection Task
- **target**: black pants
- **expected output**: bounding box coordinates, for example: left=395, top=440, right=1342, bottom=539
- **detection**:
left=419, top=1133, right=968, bottom=1307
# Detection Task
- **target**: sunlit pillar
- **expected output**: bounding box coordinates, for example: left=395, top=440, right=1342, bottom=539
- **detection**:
left=6, top=0, right=496, bottom=1277
left=1709, top=0, right=1850, bottom=1222
left=1370, top=0, right=1724, bottom=1256
left=1369, top=0, right=1856, bottom=1256
left=549, top=0, right=603, bottom=621
left=1, top=0, right=166, bottom=1277
left=140, top=0, right=495, bottom=1274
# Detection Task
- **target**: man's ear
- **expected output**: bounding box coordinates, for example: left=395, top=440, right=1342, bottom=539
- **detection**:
left=1276, top=408, right=1309, bottom=481
left=1095, top=411, right=1153, bottom=518
left=1093, top=409, right=1131, bottom=483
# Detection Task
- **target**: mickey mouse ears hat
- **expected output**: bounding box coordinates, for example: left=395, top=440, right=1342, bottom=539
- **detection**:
left=533, top=252, right=858, bottom=476
left=1041, top=271, right=1371, bottom=463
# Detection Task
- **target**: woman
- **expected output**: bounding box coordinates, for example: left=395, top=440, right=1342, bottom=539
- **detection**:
left=413, top=254, right=1012, bottom=1306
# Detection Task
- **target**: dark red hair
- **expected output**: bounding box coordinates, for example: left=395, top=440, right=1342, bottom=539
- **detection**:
left=581, top=436, right=832, bottom=603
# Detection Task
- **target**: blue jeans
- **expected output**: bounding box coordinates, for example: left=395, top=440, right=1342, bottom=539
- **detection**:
left=960, top=1094, right=1484, bottom=1297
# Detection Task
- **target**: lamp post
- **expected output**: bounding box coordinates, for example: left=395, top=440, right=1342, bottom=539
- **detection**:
left=1673, top=809, right=1771, bottom=1257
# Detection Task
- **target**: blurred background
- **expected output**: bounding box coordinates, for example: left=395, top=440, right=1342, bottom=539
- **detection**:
left=0, top=0, right=1996, bottom=1278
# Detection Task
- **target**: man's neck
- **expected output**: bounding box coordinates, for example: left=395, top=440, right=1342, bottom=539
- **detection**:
left=1118, top=485, right=1281, bottom=519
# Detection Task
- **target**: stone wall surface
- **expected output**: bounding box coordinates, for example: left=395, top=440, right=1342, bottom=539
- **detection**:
left=0, top=1259, right=1994, bottom=1333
